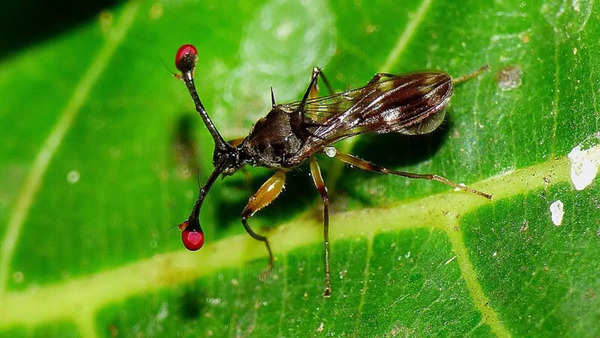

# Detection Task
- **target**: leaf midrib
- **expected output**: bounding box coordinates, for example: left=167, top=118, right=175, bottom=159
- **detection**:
left=0, top=1, right=550, bottom=337
left=0, top=154, right=571, bottom=337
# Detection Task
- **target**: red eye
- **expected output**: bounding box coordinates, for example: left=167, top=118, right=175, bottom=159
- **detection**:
left=181, top=228, right=204, bottom=251
left=175, top=44, right=197, bottom=73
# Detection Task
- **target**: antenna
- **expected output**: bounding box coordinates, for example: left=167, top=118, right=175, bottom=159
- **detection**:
left=175, top=44, right=231, bottom=152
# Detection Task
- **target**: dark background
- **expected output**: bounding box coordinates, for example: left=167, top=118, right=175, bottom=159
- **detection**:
left=1, top=0, right=120, bottom=60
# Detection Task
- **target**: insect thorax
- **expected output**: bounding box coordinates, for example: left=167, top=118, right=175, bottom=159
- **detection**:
left=241, top=108, right=305, bottom=168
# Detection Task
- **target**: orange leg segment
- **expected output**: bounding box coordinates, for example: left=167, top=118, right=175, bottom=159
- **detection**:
left=329, top=148, right=492, bottom=200
left=309, top=156, right=332, bottom=297
left=241, top=170, right=287, bottom=278
left=308, top=67, right=335, bottom=100
left=228, top=137, right=245, bottom=147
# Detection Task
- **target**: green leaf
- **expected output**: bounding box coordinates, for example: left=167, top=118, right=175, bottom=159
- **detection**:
left=1, top=0, right=599, bottom=336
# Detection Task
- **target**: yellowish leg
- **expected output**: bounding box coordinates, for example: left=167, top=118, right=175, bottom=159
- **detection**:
left=453, top=65, right=490, bottom=85
left=241, top=170, right=287, bottom=279
left=309, top=156, right=332, bottom=297
left=228, top=137, right=245, bottom=147
left=331, top=149, right=492, bottom=199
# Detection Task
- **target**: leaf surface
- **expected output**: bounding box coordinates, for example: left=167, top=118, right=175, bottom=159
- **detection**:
left=1, top=0, right=599, bottom=336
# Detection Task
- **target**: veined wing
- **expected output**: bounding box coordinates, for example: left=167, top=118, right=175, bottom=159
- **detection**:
left=288, top=72, right=453, bottom=160
left=282, top=72, right=451, bottom=131
left=278, top=72, right=436, bottom=124
left=278, top=87, right=365, bottom=123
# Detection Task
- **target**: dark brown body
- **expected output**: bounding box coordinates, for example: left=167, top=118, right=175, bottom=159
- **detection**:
left=240, top=72, right=453, bottom=169
left=240, top=107, right=304, bottom=168
left=173, top=43, right=490, bottom=297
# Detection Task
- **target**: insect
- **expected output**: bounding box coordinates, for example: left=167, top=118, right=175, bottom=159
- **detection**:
left=174, top=44, right=492, bottom=297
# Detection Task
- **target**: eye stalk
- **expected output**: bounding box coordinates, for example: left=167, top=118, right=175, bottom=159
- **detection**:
left=178, top=165, right=222, bottom=251
left=174, top=44, right=231, bottom=153
left=175, top=44, right=244, bottom=251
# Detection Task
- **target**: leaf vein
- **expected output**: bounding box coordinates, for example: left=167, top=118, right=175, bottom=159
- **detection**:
left=0, top=0, right=141, bottom=295
left=0, top=154, right=571, bottom=331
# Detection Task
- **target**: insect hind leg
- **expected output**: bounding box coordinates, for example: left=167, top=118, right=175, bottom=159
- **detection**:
left=452, top=65, right=490, bottom=85
left=330, top=149, right=492, bottom=200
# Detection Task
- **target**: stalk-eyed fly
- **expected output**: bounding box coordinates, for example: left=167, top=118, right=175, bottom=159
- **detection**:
left=174, top=44, right=492, bottom=297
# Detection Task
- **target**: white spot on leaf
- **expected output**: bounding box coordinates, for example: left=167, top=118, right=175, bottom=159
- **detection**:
left=568, top=132, right=600, bottom=190
left=497, top=65, right=523, bottom=91
left=444, top=256, right=456, bottom=265
left=156, top=303, right=168, bottom=321
left=67, top=170, right=80, bottom=184
left=549, top=200, right=564, bottom=226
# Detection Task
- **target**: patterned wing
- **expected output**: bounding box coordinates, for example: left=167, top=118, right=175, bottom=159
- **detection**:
left=279, top=86, right=365, bottom=124
left=286, top=72, right=453, bottom=160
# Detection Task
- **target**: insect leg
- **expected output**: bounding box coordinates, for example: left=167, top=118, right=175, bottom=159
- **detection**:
left=309, top=156, right=332, bottom=297
left=228, top=137, right=245, bottom=147
left=452, top=65, right=490, bottom=85
left=302, top=67, right=336, bottom=106
left=241, top=170, right=287, bottom=279
left=299, top=67, right=340, bottom=139
left=312, top=67, right=335, bottom=96
left=290, top=69, right=322, bottom=138
left=329, top=149, right=492, bottom=200
left=367, top=72, right=396, bottom=85
left=293, top=68, right=333, bottom=138
left=299, top=68, right=323, bottom=111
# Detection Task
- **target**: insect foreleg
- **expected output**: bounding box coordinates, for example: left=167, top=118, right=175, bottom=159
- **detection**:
left=241, top=170, right=287, bottom=279
left=309, top=157, right=332, bottom=297
left=329, top=149, right=492, bottom=200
